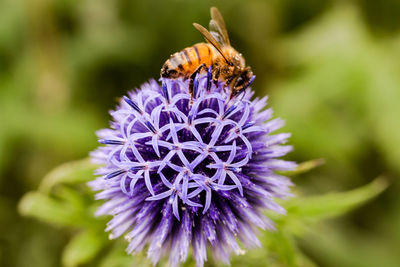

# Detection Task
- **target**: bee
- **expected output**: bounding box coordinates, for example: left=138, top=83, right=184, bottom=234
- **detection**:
left=160, top=7, right=254, bottom=99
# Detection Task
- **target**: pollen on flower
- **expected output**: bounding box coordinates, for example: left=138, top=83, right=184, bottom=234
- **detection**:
left=89, top=70, right=296, bottom=267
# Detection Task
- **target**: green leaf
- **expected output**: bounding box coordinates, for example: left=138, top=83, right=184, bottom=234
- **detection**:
left=280, top=158, right=325, bottom=176
left=99, top=241, right=151, bottom=267
left=230, top=229, right=313, bottom=267
left=18, top=191, right=86, bottom=227
left=55, top=186, right=87, bottom=210
left=286, top=177, right=388, bottom=221
left=39, top=158, right=98, bottom=193
left=265, top=231, right=297, bottom=267
left=62, top=230, right=108, bottom=267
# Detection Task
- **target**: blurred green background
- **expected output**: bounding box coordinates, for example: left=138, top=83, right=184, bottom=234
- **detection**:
left=1, top=0, right=400, bottom=266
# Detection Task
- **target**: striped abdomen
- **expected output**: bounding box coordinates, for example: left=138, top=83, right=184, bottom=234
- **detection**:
left=161, top=43, right=215, bottom=78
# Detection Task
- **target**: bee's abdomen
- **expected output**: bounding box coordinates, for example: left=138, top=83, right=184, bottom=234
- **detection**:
left=161, top=43, right=214, bottom=78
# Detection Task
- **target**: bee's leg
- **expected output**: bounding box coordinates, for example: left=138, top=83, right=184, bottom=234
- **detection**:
left=227, top=76, right=239, bottom=98
left=212, top=67, right=220, bottom=86
left=230, top=75, right=256, bottom=100
left=225, top=76, right=235, bottom=87
left=189, top=63, right=206, bottom=99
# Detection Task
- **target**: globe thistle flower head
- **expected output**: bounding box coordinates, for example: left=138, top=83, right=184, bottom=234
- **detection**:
left=89, top=69, right=296, bottom=267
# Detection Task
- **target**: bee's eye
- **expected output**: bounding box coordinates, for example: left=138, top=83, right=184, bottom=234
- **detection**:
left=236, top=77, right=244, bottom=86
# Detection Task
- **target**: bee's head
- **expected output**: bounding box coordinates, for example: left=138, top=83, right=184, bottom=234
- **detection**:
left=236, top=66, right=253, bottom=86
left=240, top=66, right=254, bottom=83
left=230, top=51, right=253, bottom=86
left=229, top=66, right=255, bottom=99
left=223, top=48, right=255, bottom=98
left=229, top=51, right=246, bottom=69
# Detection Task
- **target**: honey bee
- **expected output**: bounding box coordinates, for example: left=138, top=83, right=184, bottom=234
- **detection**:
left=160, top=7, right=254, bottom=99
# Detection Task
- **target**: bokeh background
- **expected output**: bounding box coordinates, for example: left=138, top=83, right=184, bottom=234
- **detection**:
left=1, top=0, right=400, bottom=266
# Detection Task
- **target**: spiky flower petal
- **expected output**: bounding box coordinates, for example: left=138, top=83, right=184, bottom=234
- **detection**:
left=89, top=71, right=295, bottom=267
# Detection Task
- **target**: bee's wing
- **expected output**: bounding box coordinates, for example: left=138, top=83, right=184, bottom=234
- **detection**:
left=209, top=20, right=226, bottom=45
left=210, top=7, right=230, bottom=46
left=193, top=23, right=232, bottom=65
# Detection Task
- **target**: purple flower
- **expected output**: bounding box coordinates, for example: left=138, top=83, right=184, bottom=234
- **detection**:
left=89, top=70, right=295, bottom=267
